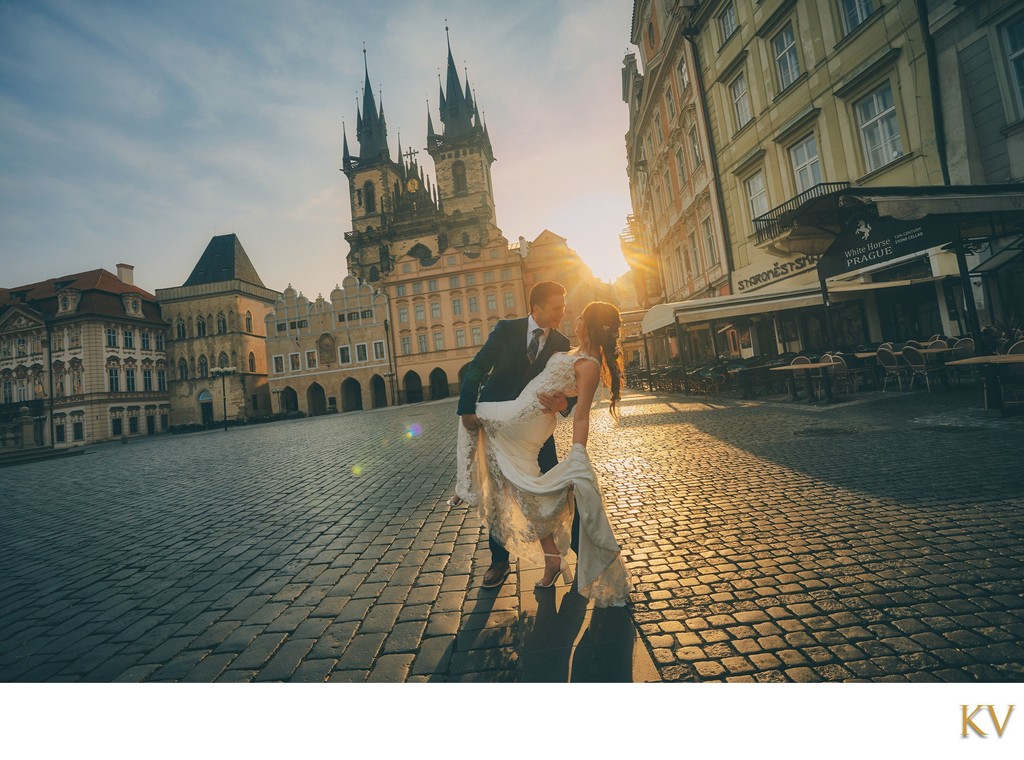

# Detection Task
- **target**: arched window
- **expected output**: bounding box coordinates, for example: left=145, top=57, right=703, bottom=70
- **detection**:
left=248, top=352, right=256, bottom=372
left=452, top=161, right=467, bottom=194
left=217, top=313, right=227, bottom=334
left=198, top=355, right=209, bottom=377
left=218, top=352, right=229, bottom=368
left=363, top=180, right=376, bottom=213
left=196, top=316, right=207, bottom=337
left=176, top=319, right=186, bottom=340
left=178, top=359, right=189, bottom=380
left=245, top=311, right=253, bottom=332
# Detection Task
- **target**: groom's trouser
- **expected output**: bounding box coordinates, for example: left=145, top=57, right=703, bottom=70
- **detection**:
left=489, top=436, right=580, bottom=563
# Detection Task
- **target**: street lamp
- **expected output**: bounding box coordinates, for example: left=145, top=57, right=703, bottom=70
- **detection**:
left=210, top=366, right=236, bottom=431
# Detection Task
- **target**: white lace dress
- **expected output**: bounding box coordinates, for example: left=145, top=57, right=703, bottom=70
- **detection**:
left=455, top=351, right=631, bottom=607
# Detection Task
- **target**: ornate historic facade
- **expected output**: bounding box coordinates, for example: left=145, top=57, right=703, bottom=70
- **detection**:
left=341, top=39, right=529, bottom=403
left=156, top=235, right=279, bottom=428
left=0, top=265, right=169, bottom=448
left=265, top=278, right=392, bottom=414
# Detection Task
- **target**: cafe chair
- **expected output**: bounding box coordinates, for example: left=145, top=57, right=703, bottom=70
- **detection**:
left=876, top=347, right=904, bottom=392
left=828, top=354, right=853, bottom=395
left=1007, top=340, right=1024, bottom=355
left=927, top=339, right=948, bottom=349
left=948, top=338, right=976, bottom=386
left=902, top=346, right=945, bottom=392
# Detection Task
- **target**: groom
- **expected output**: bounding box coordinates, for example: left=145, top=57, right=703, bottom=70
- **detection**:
left=457, top=280, right=576, bottom=588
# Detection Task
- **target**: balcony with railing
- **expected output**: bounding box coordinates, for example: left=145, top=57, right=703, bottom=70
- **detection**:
left=754, top=182, right=849, bottom=245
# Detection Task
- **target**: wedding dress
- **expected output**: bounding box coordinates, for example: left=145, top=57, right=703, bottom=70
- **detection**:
left=455, top=351, right=631, bottom=608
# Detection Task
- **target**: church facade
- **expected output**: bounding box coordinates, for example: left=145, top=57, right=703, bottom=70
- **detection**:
left=342, top=40, right=530, bottom=403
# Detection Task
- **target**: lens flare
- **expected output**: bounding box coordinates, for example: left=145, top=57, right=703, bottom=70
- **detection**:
left=405, top=423, right=423, bottom=439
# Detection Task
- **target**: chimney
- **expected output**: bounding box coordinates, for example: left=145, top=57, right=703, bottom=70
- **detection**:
left=116, top=263, right=134, bottom=285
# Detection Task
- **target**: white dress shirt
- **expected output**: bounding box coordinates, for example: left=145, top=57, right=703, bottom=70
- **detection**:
left=526, top=316, right=549, bottom=356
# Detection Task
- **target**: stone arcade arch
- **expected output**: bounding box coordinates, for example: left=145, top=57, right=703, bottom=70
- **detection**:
left=370, top=374, right=387, bottom=409
left=306, top=382, right=327, bottom=416
left=341, top=378, right=363, bottom=412
left=403, top=371, right=423, bottom=404
left=197, top=389, right=214, bottom=427
left=429, top=368, right=449, bottom=400
left=279, top=387, right=299, bottom=413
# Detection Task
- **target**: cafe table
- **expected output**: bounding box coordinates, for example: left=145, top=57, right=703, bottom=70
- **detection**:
left=769, top=362, right=837, bottom=403
left=945, top=354, right=1024, bottom=411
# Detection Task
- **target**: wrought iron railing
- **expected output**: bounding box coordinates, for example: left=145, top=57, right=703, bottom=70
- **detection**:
left=754, top=182, right=849, bottom=244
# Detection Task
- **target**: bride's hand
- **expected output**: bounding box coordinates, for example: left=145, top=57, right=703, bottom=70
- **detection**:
left=461, top=414, right=481, bottom=431
left=537, top=391, right=568, bottom=414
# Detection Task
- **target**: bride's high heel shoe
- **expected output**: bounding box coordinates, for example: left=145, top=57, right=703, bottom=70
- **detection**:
left=535, top=553, right=572, bottom=588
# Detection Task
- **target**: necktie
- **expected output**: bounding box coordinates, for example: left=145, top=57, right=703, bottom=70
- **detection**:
left=527, top=327, right=544, bottom=363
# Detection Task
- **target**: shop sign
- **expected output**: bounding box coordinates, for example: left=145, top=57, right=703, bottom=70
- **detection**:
left=735, top=253, right=821, bottom=292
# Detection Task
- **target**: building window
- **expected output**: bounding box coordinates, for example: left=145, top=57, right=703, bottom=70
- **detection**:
left=468, top=296, right=479, bottom=314
left=662, top=170, right=672, bottom=205
left=746, top=170, right=769, bottom=220
left=501, top=268, right=512, bottom=281
left=484, top=270, right=494, bottom=284
left=361, top=309, right=372, bottom=320
left=431, top=302, right=442, bottom=319
left=106, top=328, right=117, bottom=348
left=306, top=350, right=318, bottom=369
left=654, top=116, right=664, bottom=145
left=123, top=329, right=134, bottom=349
left=417, top=334, right=428, bottom=353
left=839, top=0, right=874, bottom=36
left=689, top=127, right=703, bottom=166
left=415, top=304, right=426, bottom=321
left=398, top=306, right=409, bottom=324
left=718, top=2, right=738, bottom=42
left=363, top=180, right=376, bottom=213
left=856, top=81, right=904, bottom=172
left=689, top=231, right=701, bottom=275
left=504, top=292, right=515, bottom=309
left=245, top=311, right=253, bottom=332
left=3, top=380, right=12, bottom=404
left=179, top=359, right=189, bottom=380
left=675, top=148, right=688, bottom=186
left=176, top=319, right=186, bottom=340
left=142, top=368, right=153, bottom=391
left=1004, top=15, right=1024, bottom=116
left=155, top=333, right=164, bottom=351
left=413, top=282, right=423, bottom=294
left=196, top=316, right=206, bottom=337
left=455, top=329, right=466, bottom=348
left=400, top=336, right=411, bottom=355
left=248, top=352, right=256, bottom=372
left=452, top=161, right=468, bottom=194
left=73, top=421, right=84, bottom=440
left=665, top=88, right=675, bottom=120
left=373, top=340, right=385, bottom=360
left=678, top=56, right=690, bottom=90
left=433, top=332, right=445, bottom=351
left=199, top=356, right=209, bottom=377
left=452, top=299, right=463, bottom=316
left=730, top=72, right=752, bottom=129
left=466, top=273, right=476, bottom=286
left=129, top=416, right=139, bottom=434
left=486, top=294, right=498, bottom=311
left=339, top=346, right=351, bottom=364
left=157, top=369, right=167, bottom=391
left=108, top=367, right=120, bottom=392
left=772, top=22, right=800, bottom=91
left=289, top=353, right=300, bottom=371
left=449, top=275, right=459, bottom=288
left=55, top=423, right=65, bottom=443
left=112, top=418, right=123, bottom=436
left=791, top=133, right=823, bottom=193
left=702, top=217, right=718, bottom=267
left=356, top=343, right=368, bottom=362
left=217, top=313, right=227, bottom=334
left=396, top=284, right=407, bottom=296
left=274, top=355, right=285, bottom=373
left=471, top=326, right=483, bottom=345
left=141, top=332, right=151, bottom=350
left=428, top=279, right=439, bottom=292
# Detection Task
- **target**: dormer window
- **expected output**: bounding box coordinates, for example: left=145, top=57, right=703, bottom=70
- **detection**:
left=121, top=294, right=142, bottom=317
left=58, top=289, right=80, bottom=314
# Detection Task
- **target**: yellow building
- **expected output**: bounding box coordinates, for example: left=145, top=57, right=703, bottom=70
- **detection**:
left=1, top=265, right=170, bottom=448
left=341, top=43, right=529, bottom=403
left=265, top=279, right=392, bottom=413
left=156, top=235, right=278, bottom=428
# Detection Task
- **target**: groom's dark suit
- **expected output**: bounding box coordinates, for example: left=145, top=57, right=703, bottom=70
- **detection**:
left=457, top=317, right=574, bottom=565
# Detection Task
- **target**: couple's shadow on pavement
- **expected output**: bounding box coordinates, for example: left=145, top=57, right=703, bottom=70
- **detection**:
left=520, top=584, right=641, bottom=683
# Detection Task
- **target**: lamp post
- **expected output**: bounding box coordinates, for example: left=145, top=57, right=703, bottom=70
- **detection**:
left=211, top=366, right=236, bottom=431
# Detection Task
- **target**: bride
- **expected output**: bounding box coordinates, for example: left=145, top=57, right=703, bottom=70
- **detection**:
left=455, top=301, right=631, bottom=608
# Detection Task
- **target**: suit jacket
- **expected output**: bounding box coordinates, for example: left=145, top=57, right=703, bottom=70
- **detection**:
left=457, top=317, right=570, bottom=415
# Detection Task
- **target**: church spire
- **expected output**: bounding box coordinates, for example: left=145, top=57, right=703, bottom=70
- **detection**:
left=357, top=50, right=389, bottom=162
left=440, top=26, right=473, bottom=138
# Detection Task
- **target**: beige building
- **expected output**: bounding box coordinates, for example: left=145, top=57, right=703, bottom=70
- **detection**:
left=1, top=265, right=170, bottom=448
left=265, top=278, right=392, bottom=413
left=156, top=235, right=278, bottom=428
left=342, top=44, right=530, bottom=403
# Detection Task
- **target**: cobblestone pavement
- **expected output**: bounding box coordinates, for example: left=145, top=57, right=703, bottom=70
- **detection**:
left=1, top=384, right=1022, bottom=682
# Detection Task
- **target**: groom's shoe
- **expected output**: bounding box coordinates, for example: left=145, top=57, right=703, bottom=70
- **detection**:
left=482, top=561, right=511, bottom=589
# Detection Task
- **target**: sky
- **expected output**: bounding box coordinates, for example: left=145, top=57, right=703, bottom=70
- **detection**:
left=0, top=0, right=638, bottom=298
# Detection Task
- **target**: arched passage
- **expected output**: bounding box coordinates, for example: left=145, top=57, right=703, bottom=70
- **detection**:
left=404, top=371, right=423, bottom=404
left=429, top=368, right=449, bottom=400
left=197, top=389, right=214, bottom=427
left=341, top=378, right=363, bottom=412
left=307, top=382, right=327, bottom=416
left=371, top=374, right=388, bottom=408
left=280, top=387, right=299, bottom=413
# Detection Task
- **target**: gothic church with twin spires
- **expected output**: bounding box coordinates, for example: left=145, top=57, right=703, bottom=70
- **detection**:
left=340, top=35, right=530, bottom=403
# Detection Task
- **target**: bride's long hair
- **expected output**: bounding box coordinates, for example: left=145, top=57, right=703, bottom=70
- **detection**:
left=580, top=301, right=624, bottom=421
